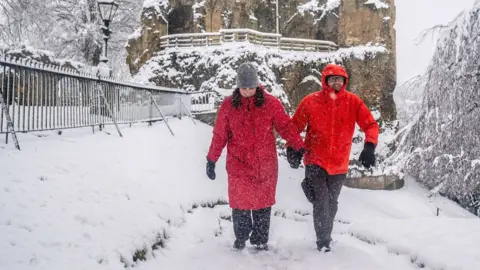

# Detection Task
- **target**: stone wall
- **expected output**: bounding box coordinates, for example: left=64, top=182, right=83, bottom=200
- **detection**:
left=127, top=0, right=397, bottom=121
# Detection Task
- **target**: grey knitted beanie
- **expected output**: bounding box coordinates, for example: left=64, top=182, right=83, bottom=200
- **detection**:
left=236, top=62, right=259, bottom=89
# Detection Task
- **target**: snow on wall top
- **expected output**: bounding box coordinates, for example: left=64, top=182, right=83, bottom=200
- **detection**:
left=364, top=0, right=390, bottom=9
left=143, top=0, right=169, bottom=13
left=140, top=0, right=169, bottom=32
left=2, top=45, right=90, bottom=73
left=127, top=27, right=143, bottom=41
left=297, top=0, right=341, bottom=17
left=192, top=0, right=205, bottom=9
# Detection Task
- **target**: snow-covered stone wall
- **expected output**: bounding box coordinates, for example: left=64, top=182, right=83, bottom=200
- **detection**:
left=126, top=0, right=397, bottom=121
left=132, top=42, right=388, bottom=110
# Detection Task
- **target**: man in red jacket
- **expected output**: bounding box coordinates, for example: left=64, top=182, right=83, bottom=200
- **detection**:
left=287, top=63, right=379, bottom=252
left=206, top=62, right=304, bottom=251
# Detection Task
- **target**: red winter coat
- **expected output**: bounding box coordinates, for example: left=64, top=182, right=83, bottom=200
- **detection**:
left=291, top=64, right=379, bottom=175
left=207, top=86, right=304, bottom=210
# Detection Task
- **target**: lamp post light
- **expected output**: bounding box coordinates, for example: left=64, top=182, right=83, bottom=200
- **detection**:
left=97, top=0, right=119, bottom=76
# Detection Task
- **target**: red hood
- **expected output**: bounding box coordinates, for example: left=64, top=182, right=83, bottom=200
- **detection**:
left=321, top=64, right=349, bottom=94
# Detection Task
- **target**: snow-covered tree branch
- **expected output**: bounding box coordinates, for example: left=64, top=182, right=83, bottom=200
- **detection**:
left=0, top=0, right=143, bottom=78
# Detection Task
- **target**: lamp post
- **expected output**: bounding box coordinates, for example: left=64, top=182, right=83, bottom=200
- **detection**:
left=276, top=0, right=280, bottom=35
left=97, top=0, right=119, bottom=76
left=94, top=0, right=119, bottom=127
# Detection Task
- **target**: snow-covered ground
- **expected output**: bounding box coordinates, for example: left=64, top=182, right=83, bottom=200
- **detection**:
left=1, top=119, right=479, bottom=270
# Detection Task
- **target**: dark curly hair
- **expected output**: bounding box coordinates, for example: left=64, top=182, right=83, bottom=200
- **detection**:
left=231, top=87, right=265, bottom=109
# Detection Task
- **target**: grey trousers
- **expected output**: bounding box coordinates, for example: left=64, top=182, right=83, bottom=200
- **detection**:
left=232, top=207, right=272, bottom=245
left=305, top=165, right=345, bottom=243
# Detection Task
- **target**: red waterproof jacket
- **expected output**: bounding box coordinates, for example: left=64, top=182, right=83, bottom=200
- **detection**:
left=207, top=86, right=304, bottom=210
left=291, top=64, right=379, bottom=175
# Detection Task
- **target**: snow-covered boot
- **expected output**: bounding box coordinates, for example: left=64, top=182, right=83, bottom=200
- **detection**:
left=316, top=240, right=331, bottom=252
left=254, top=243, right=269, bottom=251
left=233, top=240, right=246, bottom=250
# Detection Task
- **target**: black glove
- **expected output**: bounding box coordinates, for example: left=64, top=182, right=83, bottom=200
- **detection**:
left=206, top=158, right=216, bottom=180
left=359, top=142, right=376, bottom=169
left=287, top=147, right=305, bottom=169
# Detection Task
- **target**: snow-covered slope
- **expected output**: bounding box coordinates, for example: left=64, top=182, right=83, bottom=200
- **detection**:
left=1, top=119, right=478, bottom=270
left=388, top=3, right=480, bottom=215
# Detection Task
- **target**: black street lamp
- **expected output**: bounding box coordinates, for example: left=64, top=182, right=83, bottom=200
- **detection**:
left=97, top=0, right=119, bottom=65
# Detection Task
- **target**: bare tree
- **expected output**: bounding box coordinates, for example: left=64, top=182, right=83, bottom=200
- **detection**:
left=414, top=24, right=448, bottom=45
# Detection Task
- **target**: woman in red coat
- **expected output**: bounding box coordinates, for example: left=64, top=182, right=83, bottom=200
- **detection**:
left=206, top=62, right=304, bottom=251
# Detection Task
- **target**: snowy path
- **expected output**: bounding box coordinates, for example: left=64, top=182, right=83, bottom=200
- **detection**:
left=1, top=119, right=479, bottom=270
left=135, top=205, right=417, bottom=270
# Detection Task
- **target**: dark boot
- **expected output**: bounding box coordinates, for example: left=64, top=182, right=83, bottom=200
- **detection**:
left=233, top=239, right=246, bottom=250
left=316, top=240, right=331, bottom=252
left=254, top=243, right=269, bottom=251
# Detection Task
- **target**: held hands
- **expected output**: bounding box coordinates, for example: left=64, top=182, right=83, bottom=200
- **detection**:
left=206, top=158, right=216, bottom=180
left=359, top=142, right=376, bottom=169
left=286, top=147, right=306, bottom=169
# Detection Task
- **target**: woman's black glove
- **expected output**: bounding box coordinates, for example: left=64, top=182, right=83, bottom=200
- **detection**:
left=206, top=158, right=216, bottom=180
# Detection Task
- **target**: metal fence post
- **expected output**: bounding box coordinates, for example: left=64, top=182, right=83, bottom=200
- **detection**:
left=148, top=92, right=174, bottom=136
left=148, top=92, right=153, bottom=126
left=177, top=94, right=182, bottom=120
left=0, top=93, right=20, bottom=150
left=0, top=54, right=6, bottom=135
left=180, top=96, right=196, bottom=125
left=98, top=82, right=123, bottom=138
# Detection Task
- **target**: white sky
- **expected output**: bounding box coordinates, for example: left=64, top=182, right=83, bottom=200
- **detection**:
left=395, top=0, right=474, bottom=83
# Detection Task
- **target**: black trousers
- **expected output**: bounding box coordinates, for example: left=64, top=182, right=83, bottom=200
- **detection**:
left=232, top=207, right=272, bottom=245
left=305, top=165, right=345, bottom=243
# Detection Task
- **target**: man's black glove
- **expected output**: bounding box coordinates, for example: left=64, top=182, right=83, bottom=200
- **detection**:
left=287, top=147, right=305, bottom=169
left=359, top=142, right=376, bottom=169
left=206, top=158, right=216, bottom=180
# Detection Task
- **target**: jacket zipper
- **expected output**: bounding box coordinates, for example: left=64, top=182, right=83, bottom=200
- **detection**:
left=328, top=94, right=336, bottom=173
